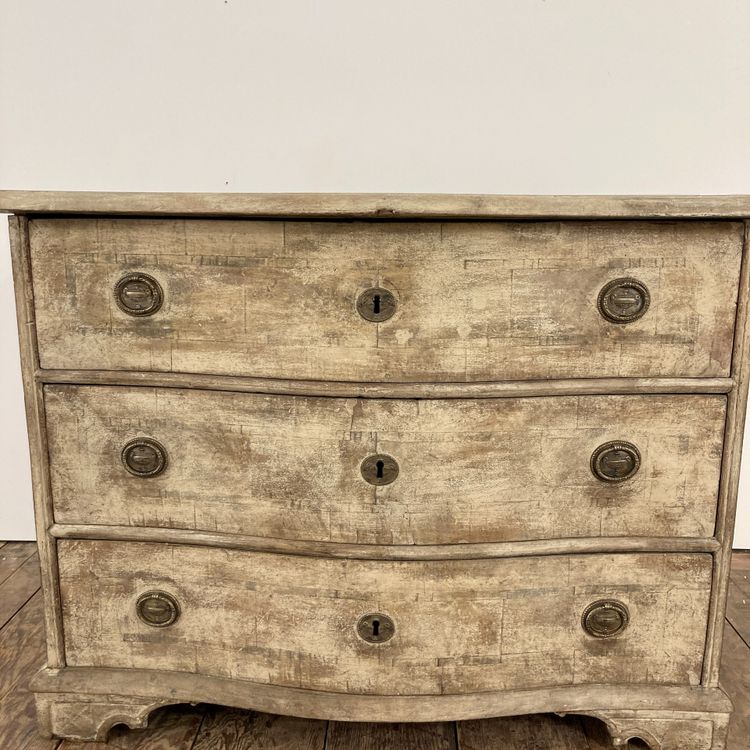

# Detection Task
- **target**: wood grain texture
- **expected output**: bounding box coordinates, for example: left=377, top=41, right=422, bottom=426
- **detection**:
left=720, top=622, right=750, bottom=749
left=0, top=554, right=41, bottom=630
left=0, top=685, right=61, bottom=750
left=45, top=386, right=726, bottom=545
left=0, top=592, right=58, bottom=750
left=458, top=713, right=587, bottom=749
left=3, top=191, right=750, bottom=218
left=730, top=551, right=750, bottom=575
left=725, top=581, right=750, bottom=647
left=192, top=706, right=325, bottom=750
left=29, top=219, right=743, bottom=381
left=730, top=554, right=750, bottom=598
left=326, top=721, right=455, bottom=750
left=0, top=593, right=48, bottom=703
left=0, top=542, right=38, bottom=585
left=57, top=541, right=712, bottom=695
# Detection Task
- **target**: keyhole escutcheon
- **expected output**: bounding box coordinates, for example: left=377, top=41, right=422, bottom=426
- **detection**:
left=361, top=454, right=399, bottom=485
left=357, top=612, right=395, bottom=643
left=356, top=287, right=397, bottom=322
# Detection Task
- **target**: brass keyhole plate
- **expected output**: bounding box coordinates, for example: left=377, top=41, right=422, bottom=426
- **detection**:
left=597, top=277, right=650, bottom=324
left=360, top=454, right=399, bottom=486
left=582, top=599, right=630, bottom=638
left=590, top=441, right=641, bottom=483
left=115, top=272, right=163, bottom=316
left=122, top=438, right=168, bottom=477
left=357, top=612, right=395, bottom=643
left=356, top=287, right=397, bottom=322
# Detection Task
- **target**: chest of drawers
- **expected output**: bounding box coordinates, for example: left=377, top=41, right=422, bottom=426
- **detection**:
left=2, top=192, right=749, bottom=749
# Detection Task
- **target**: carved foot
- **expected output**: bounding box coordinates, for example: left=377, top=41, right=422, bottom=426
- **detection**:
left=34, top=690, right=171, bottom=741
left=580, top=709, right=730, bottom=750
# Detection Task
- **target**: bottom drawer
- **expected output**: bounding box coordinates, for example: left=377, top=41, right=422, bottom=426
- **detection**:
left=58, top=541, right=711, bottom=695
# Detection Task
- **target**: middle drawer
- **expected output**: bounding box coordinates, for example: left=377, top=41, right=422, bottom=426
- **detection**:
left=45, top=386, right=726, bottom=545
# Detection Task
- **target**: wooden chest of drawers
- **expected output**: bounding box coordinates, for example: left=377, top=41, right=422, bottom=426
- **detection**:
left=3, top=192, right=749, bottom=749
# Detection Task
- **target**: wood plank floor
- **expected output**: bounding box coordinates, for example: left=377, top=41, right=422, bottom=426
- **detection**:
left=1, top=542, right=748, bottom=749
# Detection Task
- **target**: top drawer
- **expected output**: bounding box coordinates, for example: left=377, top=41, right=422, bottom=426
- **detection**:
left=30, top=219, right=743, bottom=381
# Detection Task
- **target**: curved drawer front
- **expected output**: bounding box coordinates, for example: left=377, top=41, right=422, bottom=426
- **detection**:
left=45, top=385, right=726, bottom=544
left=58, top=541, right=712, bottom=694
left=30, top=219, right=742, bottom=381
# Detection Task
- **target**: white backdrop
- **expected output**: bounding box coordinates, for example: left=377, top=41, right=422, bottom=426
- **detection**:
left=1, top=0, right=749, bottom=545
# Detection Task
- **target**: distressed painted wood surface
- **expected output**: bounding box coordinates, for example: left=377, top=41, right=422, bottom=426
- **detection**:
left=29, top=219, right=742, bottom=381
left=3, top=190, right=750, bottom=218
left=45, top=386, right=726, bottom=545
left=10, top=216, right=66, bottom=669
left=57, top=542, right=712, bottom=695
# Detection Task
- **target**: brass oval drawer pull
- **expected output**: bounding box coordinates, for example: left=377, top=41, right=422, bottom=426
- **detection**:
left=590, top=441, right=641, bottom=483
left=136, top=591, right=180, bottom=628
left=597, top=277, right=650, bottom=324
left=360, top=454, right=399, bottom=485
left=114, top=272, right=163, bottom=316
left=356, top=287, right=396, bottom=322
left=582, top=599, right=630, bottom=638
left=121, top=438, right=168, bottom=478
left=357, top=613, right=395, bottom=643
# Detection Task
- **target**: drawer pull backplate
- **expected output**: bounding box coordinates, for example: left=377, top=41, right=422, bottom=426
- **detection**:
left=114, top=273, right=163, bottom=316
left=121, top=438, right=168, bottom=478
left=597, top=277, right=650, bottom=324
left=582, top=599, right=630, bottom=638
left=590, top=441, right=641, bottom=483
left=136, top=591, right=180, bottom=628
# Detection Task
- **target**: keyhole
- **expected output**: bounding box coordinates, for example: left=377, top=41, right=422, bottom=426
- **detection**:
left=357, top=288, right=396, bottom=322
left=357, top=612, right=394, bottom=643
left=361, top=454, right=399, bottom=486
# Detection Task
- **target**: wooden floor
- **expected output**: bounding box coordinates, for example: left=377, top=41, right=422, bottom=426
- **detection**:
left=0, top=543, right=748, bottom=750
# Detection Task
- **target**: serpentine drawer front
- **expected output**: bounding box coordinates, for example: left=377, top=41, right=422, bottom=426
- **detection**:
left=44, top=385, right=727, bottom=544
left=29, top=218, right=742, bottom=381
left=57, top=541, right=712, bottom=694
left=3, top=192, right=749, bottom=749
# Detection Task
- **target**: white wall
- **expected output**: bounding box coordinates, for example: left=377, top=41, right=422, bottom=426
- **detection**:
left=1, top=0, right=749, bottom=545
